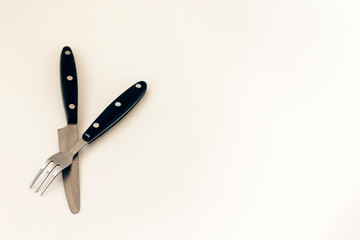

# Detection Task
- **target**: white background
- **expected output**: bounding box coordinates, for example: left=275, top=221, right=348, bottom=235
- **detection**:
left=1, top=0, right=360, bottom=239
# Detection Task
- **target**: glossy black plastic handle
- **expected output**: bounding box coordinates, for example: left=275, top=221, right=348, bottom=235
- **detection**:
left=60, top=46, right=78, bottom=124
left=82, top=81, right=147, bottom=143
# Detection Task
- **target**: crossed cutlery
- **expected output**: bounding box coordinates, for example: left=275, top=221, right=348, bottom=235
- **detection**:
left=29, top=48, right=147, bottom=200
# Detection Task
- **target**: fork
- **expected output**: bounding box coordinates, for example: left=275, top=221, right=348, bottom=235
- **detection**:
left=30, top=81, right=147, bottom=195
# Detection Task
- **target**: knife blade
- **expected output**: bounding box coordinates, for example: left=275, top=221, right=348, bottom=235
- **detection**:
left=59, top=46, right=80, bottom=214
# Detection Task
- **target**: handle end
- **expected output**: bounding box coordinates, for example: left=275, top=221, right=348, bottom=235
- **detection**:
left=135, top=81, right=147, bottom=91
left=61, top=46, right=72, bottom=54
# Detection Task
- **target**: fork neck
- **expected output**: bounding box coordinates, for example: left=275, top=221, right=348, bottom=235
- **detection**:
left=69, top=139, right=87, bottom=155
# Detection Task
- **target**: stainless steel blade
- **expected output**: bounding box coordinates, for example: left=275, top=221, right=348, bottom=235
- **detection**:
left=58, top=124, right=80, bottom=214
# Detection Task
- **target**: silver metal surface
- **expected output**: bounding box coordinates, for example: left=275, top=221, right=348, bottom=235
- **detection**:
left=69, top=139, right=87, bottom=155
left=29, top=139, right=87, bottom=195
left=58, top=124, right=80, bottom=214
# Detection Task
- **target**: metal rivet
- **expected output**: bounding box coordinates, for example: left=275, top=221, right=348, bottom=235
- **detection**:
left=135, top=84, right=141, bottom=88
left=69, top=104, right=75, bottom=109
left=67, top=76, right=73, bottom=81
left=65, top=50, right=71, bottom=55
left=93, top=123, right=99, bottom=128
left=115, top=102, right=121, bottom=107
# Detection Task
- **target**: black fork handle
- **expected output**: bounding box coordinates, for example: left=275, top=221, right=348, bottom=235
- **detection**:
left=82, top=81, right=147, bottom=143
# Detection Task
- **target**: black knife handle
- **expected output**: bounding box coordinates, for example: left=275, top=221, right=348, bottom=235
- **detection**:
left=60, top=46, right=78, bottom=124
left=82, top=81, right=147, bottom=143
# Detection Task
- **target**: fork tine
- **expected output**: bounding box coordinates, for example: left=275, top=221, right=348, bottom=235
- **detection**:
left=35, top=162, right=58, bottom=193
left=40, top=166, right=62, bottom=196
left=29, top=160, right=52, bottom=189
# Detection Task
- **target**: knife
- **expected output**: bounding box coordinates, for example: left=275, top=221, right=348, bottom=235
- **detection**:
left=58, top=46, right=80, bottom=214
